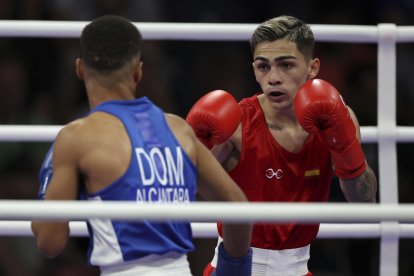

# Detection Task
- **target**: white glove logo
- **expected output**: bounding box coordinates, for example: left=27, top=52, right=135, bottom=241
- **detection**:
left=265, top=168, right=283, bottom=179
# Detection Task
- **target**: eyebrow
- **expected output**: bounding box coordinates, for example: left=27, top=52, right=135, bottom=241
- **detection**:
left=253, top=55, right=296, bottom=62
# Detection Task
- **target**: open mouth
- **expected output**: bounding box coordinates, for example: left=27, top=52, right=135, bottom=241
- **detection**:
left=269, top=91, right=284, bottom=97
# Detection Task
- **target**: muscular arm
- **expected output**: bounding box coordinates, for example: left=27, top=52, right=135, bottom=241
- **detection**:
left=195, top=137, right=251, bottom=258
left=338, top=108, right=378, bottom=202
left=166, top=114, right=245, bottom=202
left=210, top=123, right=240, bottom=169
left=167, top=114, right=251, bottom=257
left=31, top=123, right=81, bottom=258
left=339, top=165, right=377, bottom=202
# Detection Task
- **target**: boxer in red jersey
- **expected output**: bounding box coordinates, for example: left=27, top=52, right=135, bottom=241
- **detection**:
left=186, top=15, right=378, bottom=276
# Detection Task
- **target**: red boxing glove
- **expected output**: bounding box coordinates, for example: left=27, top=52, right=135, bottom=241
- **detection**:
left=186, top=90, right=241, bottom=149
left=294, top=79, right=366, bottom=179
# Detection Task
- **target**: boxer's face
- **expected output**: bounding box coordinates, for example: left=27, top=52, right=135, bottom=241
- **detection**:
left=252, top=39, right=319, bottom=108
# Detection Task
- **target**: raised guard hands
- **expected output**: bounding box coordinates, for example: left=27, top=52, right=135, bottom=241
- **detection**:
left=294, top=79, right=366, bottom=179
left=186, top=90, right=241, bottom=149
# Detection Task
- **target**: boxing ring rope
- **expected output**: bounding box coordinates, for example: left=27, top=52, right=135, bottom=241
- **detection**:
left=1, top=125, right=414, bottom=142
left=4, top=220, right=414, bottom=239
left=3, top=201, right=414, bottom=222
left=1, top=21, right=414, bottom=276
left=1, top=20, right=414, bottom=42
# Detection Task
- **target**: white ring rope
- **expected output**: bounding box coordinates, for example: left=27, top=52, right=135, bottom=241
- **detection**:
left=0, top=125, right=61, bottom=142
left=1, top=201, right=414, bottom=223
left=2, top=221, right=414, bottom=239
left=1, top=125, right=414, bottom=143
left=1, top=21, right=414, bottom=42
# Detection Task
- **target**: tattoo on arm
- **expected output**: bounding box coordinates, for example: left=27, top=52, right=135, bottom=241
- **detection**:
left=339, top=165, right=378, bottom=203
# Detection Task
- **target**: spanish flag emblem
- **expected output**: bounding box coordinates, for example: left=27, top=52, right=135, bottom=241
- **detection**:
left=304, top=169, right=320, bottom=177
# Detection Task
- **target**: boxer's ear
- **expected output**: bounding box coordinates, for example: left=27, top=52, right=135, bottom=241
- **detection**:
left=307, top=58, right=320, bottom=79
left=75, top=58, right=84, bottom=80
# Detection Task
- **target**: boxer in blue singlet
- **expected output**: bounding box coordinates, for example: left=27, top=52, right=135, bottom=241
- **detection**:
left=32, top=15, right=252, bottom=276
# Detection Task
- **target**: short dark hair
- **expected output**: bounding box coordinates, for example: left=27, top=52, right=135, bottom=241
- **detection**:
left=80, top=15, right=142, bottom=72
left=250, top=15, right=314, bottom=61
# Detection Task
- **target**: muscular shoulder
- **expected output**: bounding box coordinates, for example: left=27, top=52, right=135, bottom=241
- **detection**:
left=165, top=113, right=195, bottom=137
left=52, top=118, right=90, bottom=165
left=164, top=113, right=197, bottom=160
left=56, top=118, right=79, bottom=142
left=57, top=117, right=92, bottom=142
left=62, top=111, right=125, bottom=140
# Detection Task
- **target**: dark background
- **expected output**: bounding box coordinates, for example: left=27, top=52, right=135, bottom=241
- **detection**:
left=0, top=0, right=413, bottom=275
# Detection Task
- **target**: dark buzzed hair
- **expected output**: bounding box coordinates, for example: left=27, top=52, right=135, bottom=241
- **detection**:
left=250, top=15, right=315, bottom=61
left=80, top=15, right=142, bottom=72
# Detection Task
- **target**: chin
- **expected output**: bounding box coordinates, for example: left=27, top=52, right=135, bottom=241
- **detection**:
left=268, top=98, right=293, bottom=109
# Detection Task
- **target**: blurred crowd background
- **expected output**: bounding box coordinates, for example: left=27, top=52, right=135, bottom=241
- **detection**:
left=0, top=0, right=414, bottom=275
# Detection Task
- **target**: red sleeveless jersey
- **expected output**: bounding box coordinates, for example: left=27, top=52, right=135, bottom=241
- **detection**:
left=219, top=94, right=333, bottom=250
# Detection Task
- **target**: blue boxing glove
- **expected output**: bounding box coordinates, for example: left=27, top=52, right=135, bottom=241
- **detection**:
left=38, top=144, right=54, bottom=200
left=213, top=242, right=252, bottom=276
